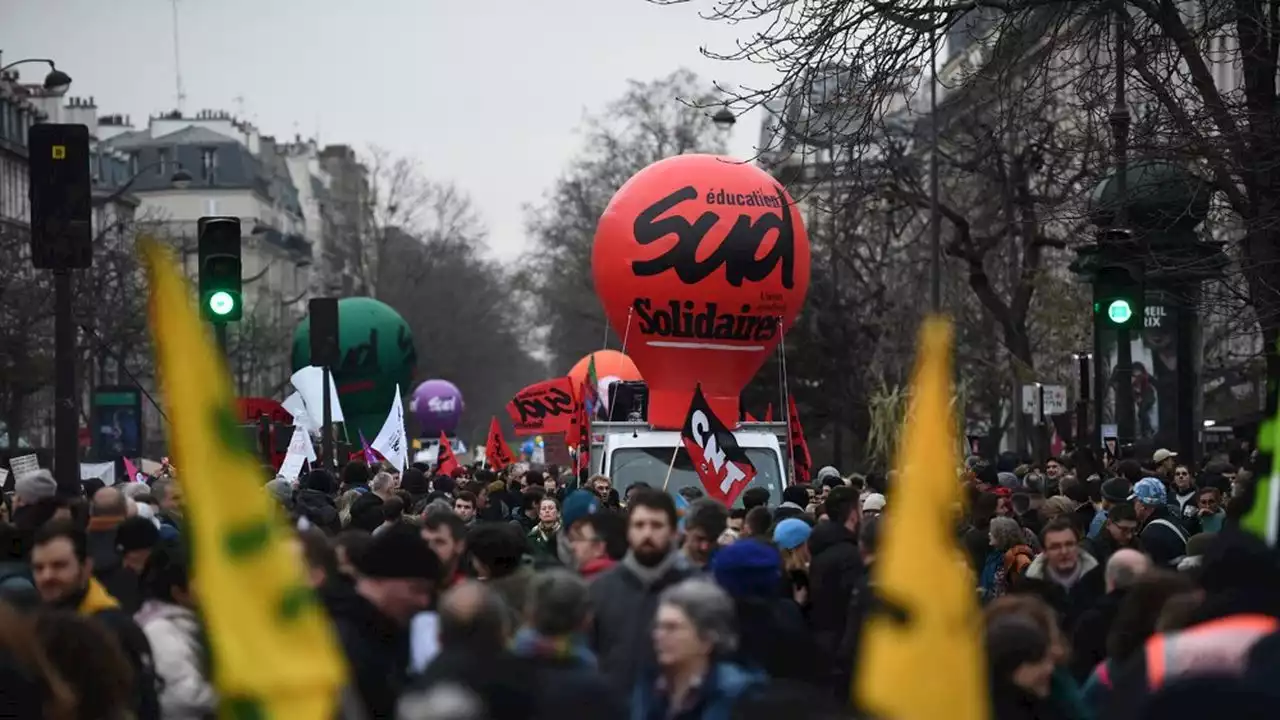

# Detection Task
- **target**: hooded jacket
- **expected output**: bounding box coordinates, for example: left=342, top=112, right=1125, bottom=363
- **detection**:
left=135, top=600, right=216, bottom=719
left=806, top=520, right=864, bottom=668
left=1022, top=550, right=1104, bottom=630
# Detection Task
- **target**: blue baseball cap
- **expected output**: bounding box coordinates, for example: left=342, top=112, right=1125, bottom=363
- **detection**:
left=1129, top=477, right=1167, bottom=506
left=772, top=517, right=812, bottom=550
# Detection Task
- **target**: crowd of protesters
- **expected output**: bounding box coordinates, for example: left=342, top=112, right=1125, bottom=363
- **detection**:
left=0, top=442, right=1279, bottom=719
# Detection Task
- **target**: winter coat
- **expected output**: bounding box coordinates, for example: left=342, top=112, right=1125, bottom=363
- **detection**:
left=347, top=492, right=385, bottom=533
left=293, top=489, right=341, bottom=534
left=1020, top=551, right=1105, bottom=631
left=1138, top=505, right=1189, bottom=567
left=588, top=551, right=691, bottom=693
left=730, top=595, right=822, bottom=682
left=527, top=524, right=561, bottom=567
left=629, top=661, right=767, bottom=720
left=806, top=521, right=865, bottom=669
left=76, top=577, right=161, bottom=720
left=322, top=580, right=411, bottom=719
left=1069, top=589, right=1127, bottom=683
left=87, top=518, right=142, bottom=614
left=0, top=561, right=37, bottom=610
left=135, top=600, right=216, bottom=719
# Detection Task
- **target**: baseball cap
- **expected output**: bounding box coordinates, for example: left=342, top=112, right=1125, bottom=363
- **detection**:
left=1152, top=448, right=1178, bottom=464
left=1129, top=477, right=1167, bottom=506
left=560, top=489, right=601, bottom=532
left=14, top=470, right=57, bottom=503
left=772, top=518, right=812, bottom=550
left=862, top=493, right=887, bottom=512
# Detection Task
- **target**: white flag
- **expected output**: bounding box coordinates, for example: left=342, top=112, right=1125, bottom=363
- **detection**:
left=282, top=392, right=317, bottom=432
left=289, top=366, right=346, bottom=428
left=278, top=425, right=317, bottom=482
left=370, top=385, right=407, bottom=473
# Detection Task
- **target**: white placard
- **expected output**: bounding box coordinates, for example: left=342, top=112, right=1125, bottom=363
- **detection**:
left=80, top=462, right=117, bottom=486
left=9, top=453, right=40, bottom=480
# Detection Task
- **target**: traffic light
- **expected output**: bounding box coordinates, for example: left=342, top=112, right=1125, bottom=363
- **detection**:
left=198, top=216, right=242, bottom=322
left=1093, top=263, right=1144, bottom=331
left=28, top=124, right=92, bottom=270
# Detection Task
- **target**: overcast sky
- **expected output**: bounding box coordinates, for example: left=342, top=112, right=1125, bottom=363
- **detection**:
left=3, top=0, right=779, bottom=258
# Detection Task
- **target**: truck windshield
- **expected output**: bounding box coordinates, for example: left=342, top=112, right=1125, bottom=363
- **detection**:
left=610, top=447, right=783, bottom=507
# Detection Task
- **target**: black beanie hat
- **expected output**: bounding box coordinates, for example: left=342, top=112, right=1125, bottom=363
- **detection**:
left=115, top=516, right=161, bottom=554
left=353, top=524, right=442, bottom=582
left=303, top=469, right=334, bottom=494
left=782, top=486, right=809, bottom=507
left=400, top=468, right=430, bottom=496
left=432, top=475, right=456, bottom=495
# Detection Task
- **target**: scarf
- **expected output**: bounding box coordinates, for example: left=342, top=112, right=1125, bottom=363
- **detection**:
left=510, top=627, right=597, bottom=668
left=77, top=577, right=120, bottom=615
left=622, top=548, right=679, bottom=589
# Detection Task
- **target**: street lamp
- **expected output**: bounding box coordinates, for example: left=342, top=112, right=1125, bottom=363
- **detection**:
left=712, top=106, right=736, bottom=132
left=0, top=56, right=72, bottom=95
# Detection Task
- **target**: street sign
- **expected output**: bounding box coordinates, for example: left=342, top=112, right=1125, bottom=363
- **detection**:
left=1021, top=384, right=1068, bottom=418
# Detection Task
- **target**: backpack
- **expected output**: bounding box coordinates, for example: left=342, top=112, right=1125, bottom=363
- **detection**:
left=1145, top=518, right=1190, bottom=565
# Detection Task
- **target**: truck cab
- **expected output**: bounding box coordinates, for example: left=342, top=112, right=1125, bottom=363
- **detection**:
left=591, top=420, right=789, bottom=507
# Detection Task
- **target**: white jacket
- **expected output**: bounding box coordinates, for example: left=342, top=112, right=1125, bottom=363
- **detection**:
left=135, top=600, right=217, bottom=719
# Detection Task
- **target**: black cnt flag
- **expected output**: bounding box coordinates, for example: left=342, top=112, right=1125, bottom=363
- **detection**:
left=680, top=384, right=757, bottom=506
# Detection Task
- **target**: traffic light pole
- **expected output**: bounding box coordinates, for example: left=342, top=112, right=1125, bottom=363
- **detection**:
left=213, top=322, right=228, bottom=355
left=53, top=269, right=79, bottom=496
left=321, top=365, right=334, bottom=468
left=1109, top=6, right=1135, bottom=452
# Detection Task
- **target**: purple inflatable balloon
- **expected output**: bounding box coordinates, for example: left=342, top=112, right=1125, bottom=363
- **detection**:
left=411, top=379, right=464, bottom=436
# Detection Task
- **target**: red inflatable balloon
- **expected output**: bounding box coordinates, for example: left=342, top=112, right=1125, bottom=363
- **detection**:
left=592, top=154, right=811, bottom=430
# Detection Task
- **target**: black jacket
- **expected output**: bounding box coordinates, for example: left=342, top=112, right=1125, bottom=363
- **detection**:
left=1018, top=551, right=1106, bottom=632
left=85, top=605, right=161, bottom=720
left=588, top=554, right=691, bottom=693
left=348, top=492, right=385, bottom=533
left=87, top=525, right=142, bottom=614
left=1069, top=589, right=1127, bottom=682
left=294, top=489, right=341, bottom=534
left=730, top=595, right=823, bottom=682
left=1139, top=505, right=1188, bottom=567
left=322, top=581, right=410, bottom=719
left=807, top=521, right=864, bottom=665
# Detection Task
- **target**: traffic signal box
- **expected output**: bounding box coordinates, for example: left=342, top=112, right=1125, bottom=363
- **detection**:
left=28, top=124, right=92, bottom=270
left=1093, top=258, right=1144, bottom=331
left=197, top=216, right=243, bottom=322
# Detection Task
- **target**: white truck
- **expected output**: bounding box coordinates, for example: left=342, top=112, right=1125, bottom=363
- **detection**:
left=412, top=436, right=468, bottom=467
left=590, top=419, right=790, bottom=507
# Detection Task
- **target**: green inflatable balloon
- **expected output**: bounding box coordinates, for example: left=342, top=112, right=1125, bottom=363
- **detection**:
left=291, top=297, right=418, bottom=442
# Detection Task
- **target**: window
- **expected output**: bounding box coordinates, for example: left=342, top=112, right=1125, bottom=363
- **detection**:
left=128, top=152, right=139, bottom=177
left=157, top=148, right=170, bottom=175
left=201, top=147, right=217, bottom=181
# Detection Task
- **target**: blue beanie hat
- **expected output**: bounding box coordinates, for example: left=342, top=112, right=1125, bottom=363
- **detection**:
left=710, top=539, right=781, bottom=599
left=772, top=518, right=812, bottom=550
left=561, top=489, right=601, bottom=531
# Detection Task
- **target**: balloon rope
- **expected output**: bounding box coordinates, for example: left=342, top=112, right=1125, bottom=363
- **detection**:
left=778, top=316, right=797, bottom=485
left=605, top=307, right=635, bottom=418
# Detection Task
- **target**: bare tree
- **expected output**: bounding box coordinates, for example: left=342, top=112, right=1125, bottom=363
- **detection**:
left=669, top=0, right=1280, bottom=408
left=522, top=69, right=729, bottom=372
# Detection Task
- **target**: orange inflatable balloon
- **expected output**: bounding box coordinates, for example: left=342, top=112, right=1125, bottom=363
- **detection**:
left=592, top=154, right=811, bottom=430
left=568, top=350, right=641, bottom=392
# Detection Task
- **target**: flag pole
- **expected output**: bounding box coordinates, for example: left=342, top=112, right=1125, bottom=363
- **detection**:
left=661, top=443, right=680, bottom=493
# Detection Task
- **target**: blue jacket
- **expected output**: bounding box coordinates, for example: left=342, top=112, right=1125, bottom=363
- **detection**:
left=630, top=661, right=765, bottom=720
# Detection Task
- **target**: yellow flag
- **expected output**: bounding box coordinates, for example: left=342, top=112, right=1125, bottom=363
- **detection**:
left=853, top=317, right=987, bottom=720
left=141, top=239, right=346, bottom=719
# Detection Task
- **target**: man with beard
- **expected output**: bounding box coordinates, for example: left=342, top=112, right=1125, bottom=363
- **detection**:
left=587, top=488, right=690, bottom=692
left=30, top=520, right=160, bottom=720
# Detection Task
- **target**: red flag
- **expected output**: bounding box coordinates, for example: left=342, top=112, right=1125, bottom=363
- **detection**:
left=787, top=395, right=812, bottom=483
left=506, top=377, right=577, bottom=436
left=485, top=417, right=513, bottom=471
left=764, top=403, right=774, bottom=422
left=681, top=385, right=757, bottom=506
left=435, top=431, right=460, bottom=476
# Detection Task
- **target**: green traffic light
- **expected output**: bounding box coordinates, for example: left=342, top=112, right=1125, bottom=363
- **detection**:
left=208, top=290, right=236, bottom=317
left=1106, top=299, right=1133, bottom=324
